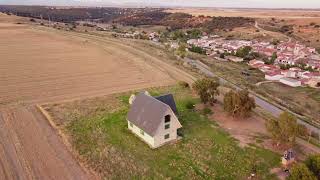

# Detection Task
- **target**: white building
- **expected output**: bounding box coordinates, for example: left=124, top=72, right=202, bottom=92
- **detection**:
left=127, top=92, right=182, bottom=148
left=280, top=78, right=302, bottom=87
left=265, top=71, right=284, bottom=81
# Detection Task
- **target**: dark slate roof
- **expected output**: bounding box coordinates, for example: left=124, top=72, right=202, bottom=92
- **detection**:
left=127, top=92, right=176, bottom=136
left=155, top=94, right=178, bottom=115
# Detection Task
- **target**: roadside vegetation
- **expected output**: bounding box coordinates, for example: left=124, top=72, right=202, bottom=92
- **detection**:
left=44, top=84, right=280, bottom=179
left=287, top=154, right=320, bottom=180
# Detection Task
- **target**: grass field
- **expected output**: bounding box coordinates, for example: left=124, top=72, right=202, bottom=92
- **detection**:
left=44, top=85, right=280, bottom=179
left=257, top=83, right=320, bottom=123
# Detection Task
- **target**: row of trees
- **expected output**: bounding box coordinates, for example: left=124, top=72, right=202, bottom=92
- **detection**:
left=192, top=78, right=256, bottom=118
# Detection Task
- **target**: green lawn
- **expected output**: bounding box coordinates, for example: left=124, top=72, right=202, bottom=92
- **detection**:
left=62, top=85, right=280, bottom=179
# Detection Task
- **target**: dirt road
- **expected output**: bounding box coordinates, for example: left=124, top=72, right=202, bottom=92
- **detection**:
left=0, top=13, right=195, bottom=179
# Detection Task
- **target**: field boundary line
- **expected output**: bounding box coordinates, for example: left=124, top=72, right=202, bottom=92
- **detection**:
left=35, top=104, right=101, bottom=180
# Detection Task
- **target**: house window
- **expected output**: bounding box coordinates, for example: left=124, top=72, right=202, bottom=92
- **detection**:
left=165, top=124, right=170, bottom=129
left=129, top=122, right=133, bottom=127
left=165, top=115, right=171, bottom=123
left=140, top=130, right=144, bottom=136
left=164, top=134, right=170, bottom=139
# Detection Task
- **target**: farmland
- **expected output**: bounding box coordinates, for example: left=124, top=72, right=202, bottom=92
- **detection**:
left=43, top=85, right=280, bottom=179
left=0, top=13, right=193, bottom=179
left=0, top=20, right=178, bottom=106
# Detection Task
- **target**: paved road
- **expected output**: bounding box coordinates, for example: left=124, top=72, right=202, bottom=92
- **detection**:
left=183, top=58, right=319, bottom=133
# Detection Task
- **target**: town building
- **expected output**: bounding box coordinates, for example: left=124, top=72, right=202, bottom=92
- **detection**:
left=265, top=71, right=284, bottom=81
left=279, top=77, right=302, bottom=87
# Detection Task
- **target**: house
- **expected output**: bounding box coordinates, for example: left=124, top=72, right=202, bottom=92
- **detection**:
left=227, top=56, right=243, bottom=62
left=265, top=71, right=284, bottom=81
left=248, top=60, right=264, bottom=67
left=281, top=70, right=297, bottom=78
left=280, top=77, right=302, bottom=87
left=127, top=92, right=182, bottom=148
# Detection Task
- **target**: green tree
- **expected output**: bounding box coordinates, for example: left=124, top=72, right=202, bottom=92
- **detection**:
left=187, top=29, right=202, bottom=39
left=192, top=78, right=220, bottom=105
left=177, top=43, right=187, bottom=58
left=305, top=154, right=320, bottom=178
left=235, top=46, right=252, bottom=58
left=287, top=163, right=317, bottom=180
left=189, top=45, right=206, bottom=55
left=266, top=112, right=298, bottom=146
left=271, top=52, right=277, bottom=62
left=223, top=89, right=256, bottom=118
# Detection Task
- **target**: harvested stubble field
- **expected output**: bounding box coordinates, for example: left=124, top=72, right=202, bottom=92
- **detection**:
left=0, top=13, right=193, bottom=180
left=167, top=8, right=320, bottom=19
left=0, top=22, right=178, bottom=106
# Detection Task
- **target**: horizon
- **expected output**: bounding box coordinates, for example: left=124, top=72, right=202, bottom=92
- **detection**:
left=1, top=0, right=320, bottom=9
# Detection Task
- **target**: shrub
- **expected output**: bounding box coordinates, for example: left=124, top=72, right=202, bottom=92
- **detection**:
left=305, top=154, right=320, bottom=178
left=185, top=100, right=195, bottom=110
left=202, top=107, right=213, bottom=116
left=178, top=81, right=190, bottom=88
left=189, top=45, right=206, bottom=55
left=287, top=163, right=316, bottom=180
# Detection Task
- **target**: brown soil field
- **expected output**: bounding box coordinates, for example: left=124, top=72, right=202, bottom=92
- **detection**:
left=0, top=13, right=194, bottom=180
left=0, top=23, right=177, bottom=106
left=167, top=8, right=320, bottom=19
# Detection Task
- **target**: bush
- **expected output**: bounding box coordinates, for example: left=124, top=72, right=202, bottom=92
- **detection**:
left=185, top=100, right=195, bottom=110
left=287, top=163, right=317, bottom=180
left=305, top=154, right=320, bottom=178
left=178, top=81, right=190, bottom=88
left=202, top=107, right=213, bottom=116
left=189, top=45, right=206, bottom=55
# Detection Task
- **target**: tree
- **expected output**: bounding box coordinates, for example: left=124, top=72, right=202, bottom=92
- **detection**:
left=305, top=154, right=320, bottom=178
left=287, top=163, right=317, bottom=180
left=187, top=29, right=202, bottom=39
left=219, top=53, right=225, bottom=59
left=223, top=89, right=256, bottom=118
left=177, top=43, right=187, bottom=58
left=271, top=52, right=277, bottom=62
left=189, top=45, right=206, bottom=55
left=266, top=112, right=298, bottom=146
left=235, top=46, right=252, bottom=58
left=192, top=78, right=220, bottom=105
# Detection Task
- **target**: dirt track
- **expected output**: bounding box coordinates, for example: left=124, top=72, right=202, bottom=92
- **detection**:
left=0, top=13, right=194, bottom=179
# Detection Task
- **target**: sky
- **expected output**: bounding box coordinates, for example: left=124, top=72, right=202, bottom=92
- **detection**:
left=1, top=0, right=320, bottom=9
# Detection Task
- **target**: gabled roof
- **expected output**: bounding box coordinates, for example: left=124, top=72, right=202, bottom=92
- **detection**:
left=127, top=92, right=178, bottom=137
left=155, top=94, right=178, bottom=115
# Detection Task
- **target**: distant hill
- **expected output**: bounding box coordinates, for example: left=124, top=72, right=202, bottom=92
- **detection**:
left=0, top=0, right=107, bottom=6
